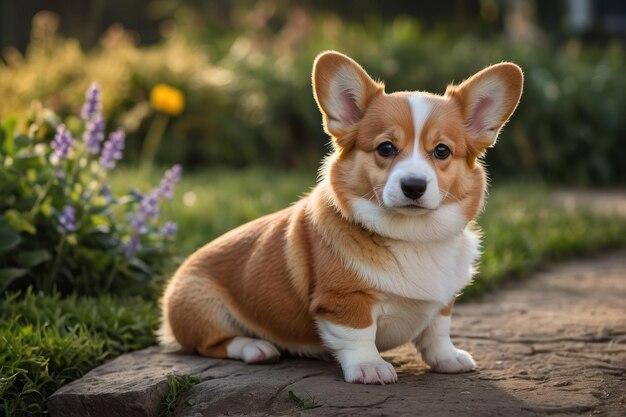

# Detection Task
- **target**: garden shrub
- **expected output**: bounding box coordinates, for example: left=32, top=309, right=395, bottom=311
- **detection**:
left=0, top=10, right=625, bottom=184
left=0, top=83, right=181, bottom=297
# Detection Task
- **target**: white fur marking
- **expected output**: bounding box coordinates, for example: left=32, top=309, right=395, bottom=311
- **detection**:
left=408, top=95, right=432, bottom=155
left=352, top=199, right=470, bottom=243
left=317, top=318, right=397, bottom=384
left=347, top=199, right=480, bottom=304
left=226, top=337, right=280, bottom=364
left=382, top=95, right=441, bottom=210
left=415, top=315, right=476, bottom=373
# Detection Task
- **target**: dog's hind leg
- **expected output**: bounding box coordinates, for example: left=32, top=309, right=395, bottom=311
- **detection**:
left=218, top=337, right=280, bottom=364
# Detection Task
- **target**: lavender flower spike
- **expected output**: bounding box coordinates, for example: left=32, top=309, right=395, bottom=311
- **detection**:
left=161, top=221, right=178, bottom=236
left=140, top=192, right=160, bottom=220
left=58, top=205, right=76, bottom=233
left=81, top=82, right=101, bottom=121
left=83, top=114, right=105, bottom=154
left=155, top=164, right=183, bottom=200
left=51, top=124, right=74, bottom=164
left=99, top=128, right=125, bottom=171
left=130, top=212, right=148, bottom=235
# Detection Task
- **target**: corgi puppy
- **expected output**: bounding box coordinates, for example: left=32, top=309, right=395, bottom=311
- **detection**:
left=159, top=51, right=523, bottom=384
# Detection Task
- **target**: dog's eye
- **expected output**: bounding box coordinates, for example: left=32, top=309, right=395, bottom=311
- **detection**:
left=432, top=144, right=451, bottom=160
left=377, top=141, right=398, bottom=158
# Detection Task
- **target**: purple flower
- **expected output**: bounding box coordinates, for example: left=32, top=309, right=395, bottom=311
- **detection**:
left=165, top=164, right=183, bottom=182
left=140, top=192, right=160, bottom=220
left=130, top=212, right=148, bottom=235
left=161, top=221, right=178, bottom=236
left=81, top=82, right=101, bottom=121
left=83, top=114, right=105, bottom=154
left=101, top=183, right=112, bottom=200
left=124, top=235, right=140, bottom=258
left=129, top=188, right=144, bottom=202
left=58, top=205, right=76, bottom=233
left=99, top=128, right=125, bottom=171
left=154, top=164, right=183, bottom=200
left=51, top=124, right=73, bottom=164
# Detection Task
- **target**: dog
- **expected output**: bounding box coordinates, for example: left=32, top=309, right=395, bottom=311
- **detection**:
left=159, top=51, right=523, bottom=384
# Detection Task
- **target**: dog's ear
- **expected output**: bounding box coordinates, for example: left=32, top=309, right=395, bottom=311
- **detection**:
left=446, top=63, right=523, bottom=153
left=312, top=51, right=384, bottom=148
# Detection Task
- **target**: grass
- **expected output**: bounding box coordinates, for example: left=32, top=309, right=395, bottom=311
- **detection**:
left=468, top=181, right=626, bottom=296
left=159, top=373, right=203, bottom=417
left=0, top=289, right=158, bottom=416
left=288, top=390, right=322, bottom=410
left=109, top=166, right=317, bottom=255
left=2, top=166, right=626, bottom=416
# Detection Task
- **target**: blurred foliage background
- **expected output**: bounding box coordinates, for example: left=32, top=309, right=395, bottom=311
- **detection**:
left=1, top=0, right=625, bottom=184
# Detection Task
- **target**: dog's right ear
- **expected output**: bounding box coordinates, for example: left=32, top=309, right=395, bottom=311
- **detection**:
left=312, top=51, right=384, bottom=148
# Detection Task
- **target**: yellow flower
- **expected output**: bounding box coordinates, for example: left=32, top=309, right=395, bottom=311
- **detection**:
left=150, top=84, right=185, bottom=116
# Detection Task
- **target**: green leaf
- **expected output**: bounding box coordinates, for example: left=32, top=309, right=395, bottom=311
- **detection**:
left=13, top=134, right=31, bottom=151
left=0, top=373, right=17, bottom=397
left=1, top=116, right=17, bottom=156
left=0, top=268, right=28, bottom=291
left=89, top=214, right=113, bottom=228
left=17, top=250, right=51, bottom=267
left=129, top=258, right=152, bottom=276
left=0, top=217, right=21, bottom=252
left=14, top=153, right=45, bottom=171
left=4, top=209, right=37, bottom=235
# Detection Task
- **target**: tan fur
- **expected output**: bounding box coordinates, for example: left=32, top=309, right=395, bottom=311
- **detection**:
left=161, top=189, right=385, bottom=354
left=440, top=299, right=455, bottom=317
left=160, top=51, right=523, bottom=358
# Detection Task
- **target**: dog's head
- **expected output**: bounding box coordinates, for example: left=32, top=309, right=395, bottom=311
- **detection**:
left=313, top=51, right=523, bottom=240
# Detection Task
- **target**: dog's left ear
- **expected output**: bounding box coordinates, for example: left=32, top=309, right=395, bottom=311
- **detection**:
left=447, top=63, right=523, bottom=153
left=312, top=51, right=384, bottom=148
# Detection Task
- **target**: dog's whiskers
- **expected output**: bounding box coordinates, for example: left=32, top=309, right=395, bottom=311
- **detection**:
left=440, top=189, right=462, bottom=204
left=372, top=185, right=385, bottom=207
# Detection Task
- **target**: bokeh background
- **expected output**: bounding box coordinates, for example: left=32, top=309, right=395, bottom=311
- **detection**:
left=1, top=0, right=625, bottom=184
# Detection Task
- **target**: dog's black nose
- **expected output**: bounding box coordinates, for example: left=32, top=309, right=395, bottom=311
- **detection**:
left=400, top=177, right=427, bottom=200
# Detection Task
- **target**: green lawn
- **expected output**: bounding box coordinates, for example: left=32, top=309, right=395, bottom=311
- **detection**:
left=2, top=167, right=626, bottom=416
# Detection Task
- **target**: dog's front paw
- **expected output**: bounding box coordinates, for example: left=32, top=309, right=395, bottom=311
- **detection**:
left=424, top=348, right=476, bottom=374
left=343, top=360, right=398, bottom=384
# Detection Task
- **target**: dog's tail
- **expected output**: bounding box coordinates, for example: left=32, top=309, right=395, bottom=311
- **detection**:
left=156, top=312, right=183, bottom=351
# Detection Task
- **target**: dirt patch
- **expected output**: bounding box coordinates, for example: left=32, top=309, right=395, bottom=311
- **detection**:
left=49, top=249, right=626, bottom=416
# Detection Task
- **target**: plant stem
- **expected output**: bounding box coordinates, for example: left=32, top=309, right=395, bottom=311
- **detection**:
left=48, top=234, right=66, bottom=294
left=29, top=178, right=54, bottom=216
left=140, top=113, right=169, bottom=168
left=102, top=255, right=118, bottom=294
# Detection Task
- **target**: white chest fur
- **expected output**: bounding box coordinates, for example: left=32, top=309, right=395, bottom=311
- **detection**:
left=348, top=226, right=480, bottom=306
left=374, top=294, right=439, bottom=351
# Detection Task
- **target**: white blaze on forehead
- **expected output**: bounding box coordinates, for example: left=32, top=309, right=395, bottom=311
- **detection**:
left=407, top=95, right=433, bottom=153
left=380, top=94, right=441, bottom=210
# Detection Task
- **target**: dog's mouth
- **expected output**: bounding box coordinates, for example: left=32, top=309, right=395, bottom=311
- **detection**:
left=390, top=204, right=436, bottom=215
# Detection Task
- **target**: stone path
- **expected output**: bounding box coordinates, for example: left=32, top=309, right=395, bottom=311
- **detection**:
left=48, top=248, right=626, bottom=417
